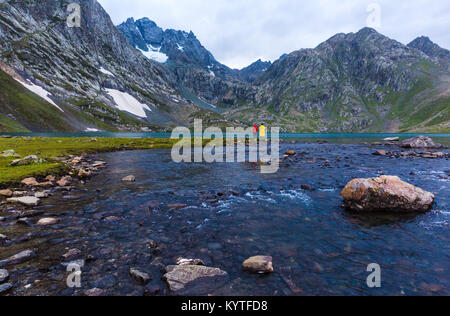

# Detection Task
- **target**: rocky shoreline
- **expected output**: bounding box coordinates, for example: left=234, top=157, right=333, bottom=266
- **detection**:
left=0, top=136, right=448, bottom=296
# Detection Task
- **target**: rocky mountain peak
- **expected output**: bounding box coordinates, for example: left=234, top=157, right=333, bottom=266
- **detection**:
left=408, top=36, right=450, bottom=60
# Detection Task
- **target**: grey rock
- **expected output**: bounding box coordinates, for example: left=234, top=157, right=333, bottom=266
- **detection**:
left=0, top=250, right=36, bottom=268
left=163, top=265, right=228, bottom=294
left=400, top=136, right=442, bottom=149
left=7, top=196, right=40, bottom=207
left=122, top=175, right=136, bottom=182
left=0, top=269, right=9, bottom=283
left=10, top=155, right=44, bottom=166
left=129, top=268, right=151, bottom=285
left=0, top=283, right=13, bottom=295
left=242, top=256, right=274, bottom=274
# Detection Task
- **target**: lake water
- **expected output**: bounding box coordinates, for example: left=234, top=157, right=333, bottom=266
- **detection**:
left=1, top=139, right=449, bottom=296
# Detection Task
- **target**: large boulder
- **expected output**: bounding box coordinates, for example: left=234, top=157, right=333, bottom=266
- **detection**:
left=163, top=265, right=228, bottom=295
left=341, top=176, right=434, bottom=213
left=400, top=136, right=442, bottom=149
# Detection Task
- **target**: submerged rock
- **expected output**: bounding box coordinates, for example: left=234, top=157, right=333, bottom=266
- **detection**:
left=129, top=268, right=151, bottom=285
left=0, top=269, right=9, bottom=283
left=0, top=283, right=12, bottom=295
left=37, top=218, right=59, bottom=226
left=400, top=136, right=442, bottom=149
left=0, top=250, right=36, bottom=268
left=84, top=288, right=106, bottom=296
left=242, top=256, right=274, bottom=274
left=122, top=175, right=136, bottom=182
left=163, top=265, right=228, bottom=294
left=341, top=175, right=434, bottom=212
left=0, top=234, right=9, bottom=246
left=7, top=196, right=40, bottom=207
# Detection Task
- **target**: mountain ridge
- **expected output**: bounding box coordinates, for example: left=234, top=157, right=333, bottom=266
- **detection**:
left=0, top=0, right=448, bottom=133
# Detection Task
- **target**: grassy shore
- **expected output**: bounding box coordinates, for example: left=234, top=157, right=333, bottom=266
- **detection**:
left=0, top=137, right=178, bottom=187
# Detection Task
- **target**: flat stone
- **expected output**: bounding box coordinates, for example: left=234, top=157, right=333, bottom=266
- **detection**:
left=0, top=189, right=13, bottom=198
left=21, top=177, right=39, bottom=186
left=0, top=283, right=12, bottom=295
left=7, top=196, right=40, bottom=207
left=163, top=265, right=228, bottom=294
left=242, top=256, right=274, bottom=274
left=122, top=175, right=136, bottom=182
left=0, top=269, right=9, bottom=283
left=57, top=176, right=72, bottom=187
left=45, top=175, right=56, bottom=182
left=0, top=250, right=36, bottom=268
left=34, top=192, right=49, bottom=198
left=372, top=150, right=387, bottom=156
left=129, top=268, right=151, bottom=285
left=37, top=218, right=59, bottom=226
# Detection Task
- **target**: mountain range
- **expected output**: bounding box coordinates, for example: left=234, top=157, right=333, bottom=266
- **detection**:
left=0, top=0, right=448, bottom=133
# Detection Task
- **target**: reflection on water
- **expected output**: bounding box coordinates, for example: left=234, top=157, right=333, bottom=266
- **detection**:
left=1, top=141, right=449, bottom=296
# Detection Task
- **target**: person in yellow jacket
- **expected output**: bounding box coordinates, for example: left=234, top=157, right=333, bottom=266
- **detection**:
left=259, top=124, right=266, bottom=138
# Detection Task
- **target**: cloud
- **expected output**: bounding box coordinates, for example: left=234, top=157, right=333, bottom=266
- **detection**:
left=98, top=0, right=450, bottom=69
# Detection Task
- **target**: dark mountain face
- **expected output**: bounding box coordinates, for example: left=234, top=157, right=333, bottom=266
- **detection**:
left=0, top=1, right=448, bottom=133
left=408, top=36, right=450, bottom=59
left=0, top=0, right=199, bottom=132
left=117, top=17, right=256, bottom=107
left=236, top=59, right=272, bottom=83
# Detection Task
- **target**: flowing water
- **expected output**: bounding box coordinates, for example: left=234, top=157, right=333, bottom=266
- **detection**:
left=1, top=139, right=449, bottom=296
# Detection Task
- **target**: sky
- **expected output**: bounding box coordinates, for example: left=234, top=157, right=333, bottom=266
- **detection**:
left=98, top=0, right=450, bottom=69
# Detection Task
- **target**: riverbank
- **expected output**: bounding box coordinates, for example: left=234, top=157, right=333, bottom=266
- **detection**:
left=0, top=137, right=178, bottom=187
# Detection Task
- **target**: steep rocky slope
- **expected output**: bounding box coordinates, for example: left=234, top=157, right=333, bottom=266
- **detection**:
left=117, top=18, right=262, bottom=107
left=229, top=28, right=450, bottom=132
left=0, top=0, right=198, bottom=132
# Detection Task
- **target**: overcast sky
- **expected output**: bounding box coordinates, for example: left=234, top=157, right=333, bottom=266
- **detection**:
left=98, top=0, right=450, bottom=69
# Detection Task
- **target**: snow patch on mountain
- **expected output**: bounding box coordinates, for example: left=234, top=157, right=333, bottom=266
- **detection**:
left=139, top=45, right=168, bottom=63
left=15, top=79, right=64, bottom=112
left=99, top=67, right=114, bottom=77
left=106, top=89, right=152, bottom=118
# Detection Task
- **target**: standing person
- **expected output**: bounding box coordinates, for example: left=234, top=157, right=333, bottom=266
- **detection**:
left=259, top=123, right=266, bottom=138
left=253, top=124, right=258, bottom=136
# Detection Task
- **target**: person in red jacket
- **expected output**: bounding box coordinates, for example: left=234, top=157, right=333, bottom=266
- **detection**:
left=253, top=124, right=258, bottom=136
